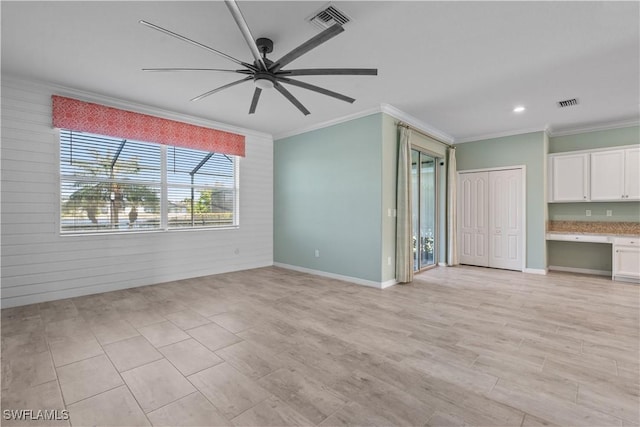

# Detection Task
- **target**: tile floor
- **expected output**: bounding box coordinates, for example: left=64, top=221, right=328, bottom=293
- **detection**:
left=1, top=266, right=638, bottom=426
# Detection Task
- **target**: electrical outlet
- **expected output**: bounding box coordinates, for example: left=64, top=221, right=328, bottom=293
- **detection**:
left=387, top=256, right=392, bottom=266
left=314, top=249, right=320, bottom=258
left=387, top=208, right=391, bottom=217
left=586, top=210, right=591, bottom=217
left=606, top=210, right=613, bottom=217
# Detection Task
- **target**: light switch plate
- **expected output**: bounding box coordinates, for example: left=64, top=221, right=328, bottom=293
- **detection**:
left=586, top=210, right=591, bottom=217
left=606, top=210, right=613, bottom=217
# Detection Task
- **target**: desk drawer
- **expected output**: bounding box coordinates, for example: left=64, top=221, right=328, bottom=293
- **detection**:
left=547, top=234, right=611, bottom=243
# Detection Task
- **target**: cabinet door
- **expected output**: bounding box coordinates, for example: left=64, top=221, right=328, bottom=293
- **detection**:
left=550, top=154, right=589, bottom=202
left=591, top=150, right=625, bottom=201
left=458, top=172, right=489, bottom=267
left=624, top=147, right=640, bottom=200
left=613, top=245, right=640, bottom=281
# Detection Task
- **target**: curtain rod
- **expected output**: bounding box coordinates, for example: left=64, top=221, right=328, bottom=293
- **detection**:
left=397, top=121, right=455, bottom=149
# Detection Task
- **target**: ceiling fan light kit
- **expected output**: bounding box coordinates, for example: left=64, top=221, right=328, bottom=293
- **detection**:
left=141, top=0, right=377, bottom=115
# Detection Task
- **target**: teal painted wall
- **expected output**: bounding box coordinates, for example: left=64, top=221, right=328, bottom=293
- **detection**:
left=455, top=132, right=547, bottom=270
left=274, top=114, right=384, bottom=282
left=547, top=242, right=612, bottom=272
left=547, top=125, right=639, bottom=271
left=548, top=202, right=640, bottom=222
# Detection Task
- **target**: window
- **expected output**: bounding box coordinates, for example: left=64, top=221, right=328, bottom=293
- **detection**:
left=60, top=130, right=238, bottom=234
left=166, top=146, right=236, bottom=229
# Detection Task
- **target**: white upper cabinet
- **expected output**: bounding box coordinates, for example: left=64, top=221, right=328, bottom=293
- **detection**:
left=590, top=149, right=625, bottom=201
left=549, top=145, right=640, bottom=203
left=624, top=147, right=640, bottom=200
left=549, top=153, right=589, bottom=202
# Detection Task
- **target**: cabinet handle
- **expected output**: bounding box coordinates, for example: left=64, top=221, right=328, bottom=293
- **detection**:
left=583, top=196, right=587, bottom=199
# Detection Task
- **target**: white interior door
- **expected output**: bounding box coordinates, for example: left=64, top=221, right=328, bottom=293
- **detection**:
left=458, top=172, right=489, bottom=267
left=489, top=169, right=523, bottom=270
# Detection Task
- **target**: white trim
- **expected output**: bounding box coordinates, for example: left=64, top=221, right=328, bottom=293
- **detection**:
left=548, top=118, right=640, bottom=137
left=380, top=279, right=399, bottom=289
left=274, top=103, right=455, bottom=144
left=457, top=165, right=527, bottom=174
left=380, top=103, right=455, bottom=144
left=548, top=265, right=610, bottom=277
left=523, top=268, right=548, bottom=275
left=548, top=143, right=640, bottom=157
left=2, top=74, right=271, bottom=140
left=455, top=127, right=548, bottom=144
left=273, top=262, right=397, bottom=289
left=438, top=262, right=448, bottom=267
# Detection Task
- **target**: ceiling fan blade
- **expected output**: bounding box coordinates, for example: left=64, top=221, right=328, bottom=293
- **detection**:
left=270, top=24, right=344, bottom=73
left=190, top=76, right=252, bottom=102
left=274, top=82, right=310, bottom=115
left=277, top=68, right=378, bottom=76
left=249, top=88, right=262, bottom=114
left=143, top=68, right=252, bottom=74
left=277, top=77, right=355, bottom=104
left=224, top=0, right=267, bottom=71
left=140, top=20, right=255, bottom=70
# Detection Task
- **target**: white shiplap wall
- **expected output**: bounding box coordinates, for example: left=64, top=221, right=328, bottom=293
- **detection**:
left=1, top=77, right=274, bottom=308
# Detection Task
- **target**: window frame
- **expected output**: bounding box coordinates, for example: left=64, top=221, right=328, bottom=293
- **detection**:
left=58, top=129, right=240, bottom=236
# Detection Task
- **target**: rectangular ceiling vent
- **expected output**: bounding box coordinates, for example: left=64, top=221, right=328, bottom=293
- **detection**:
left=307, top=4, right=351, bottom=29
left=557, top=98, right=579, bottom=108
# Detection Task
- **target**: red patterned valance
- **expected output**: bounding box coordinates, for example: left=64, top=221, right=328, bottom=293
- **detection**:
left=52, top=95, right=245, bottom=157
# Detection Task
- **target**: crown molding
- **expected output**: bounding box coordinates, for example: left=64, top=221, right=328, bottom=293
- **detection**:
left=379, top=103, right=454, bottom=144
left=547, top=118, right=639, bottom=137
left=454, top=126, right=549, bottom=144
left=1, top=74, right=273, bottom=140
left=274, top=103, right=454, bottom=143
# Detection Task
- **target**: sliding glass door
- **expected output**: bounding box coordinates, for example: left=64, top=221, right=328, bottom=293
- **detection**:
left=411, top=149, right=437, bottom=271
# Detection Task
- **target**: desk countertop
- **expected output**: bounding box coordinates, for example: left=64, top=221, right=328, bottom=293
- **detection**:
left=547, top=220, right=640, bottom=237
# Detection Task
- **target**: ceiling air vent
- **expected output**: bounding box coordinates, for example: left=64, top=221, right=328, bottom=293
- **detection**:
left=307, top=4, right=351, bottom=29
left=557, top=98, right=579, bottom=108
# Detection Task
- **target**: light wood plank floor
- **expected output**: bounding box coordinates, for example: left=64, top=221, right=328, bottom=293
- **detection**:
left=2, top=266, right=638, bottom=426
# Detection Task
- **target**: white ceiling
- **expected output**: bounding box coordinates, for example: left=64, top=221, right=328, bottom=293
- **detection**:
left=2, top=1, right=639, bottom=141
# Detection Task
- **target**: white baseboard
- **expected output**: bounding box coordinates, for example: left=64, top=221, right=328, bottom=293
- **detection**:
left=548, top=265, right=611, bottom=277
left=273, top=262, right=397, bottom=290
left=438, top=262, right=448, bottom=267
left=613, top=275, right=640, bottom=284
left=523, top=268, right=548, bottom=275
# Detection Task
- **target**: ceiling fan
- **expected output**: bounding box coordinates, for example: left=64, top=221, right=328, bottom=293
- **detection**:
left=140, top=0, right=377, bottom=115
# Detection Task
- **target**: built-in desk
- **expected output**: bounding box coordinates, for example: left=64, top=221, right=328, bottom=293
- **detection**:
left=546, top=232, right=639, bottom=283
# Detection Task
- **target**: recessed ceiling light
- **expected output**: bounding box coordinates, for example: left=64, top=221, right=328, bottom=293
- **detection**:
left=513, top=106, right=526, bottom=113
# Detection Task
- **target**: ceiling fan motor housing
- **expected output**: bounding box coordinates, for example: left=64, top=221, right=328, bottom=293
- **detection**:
left=256, top=37, right=273, bottom=55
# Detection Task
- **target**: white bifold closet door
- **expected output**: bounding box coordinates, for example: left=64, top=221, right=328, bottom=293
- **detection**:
left=458, top=168, right=523, bottom=271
